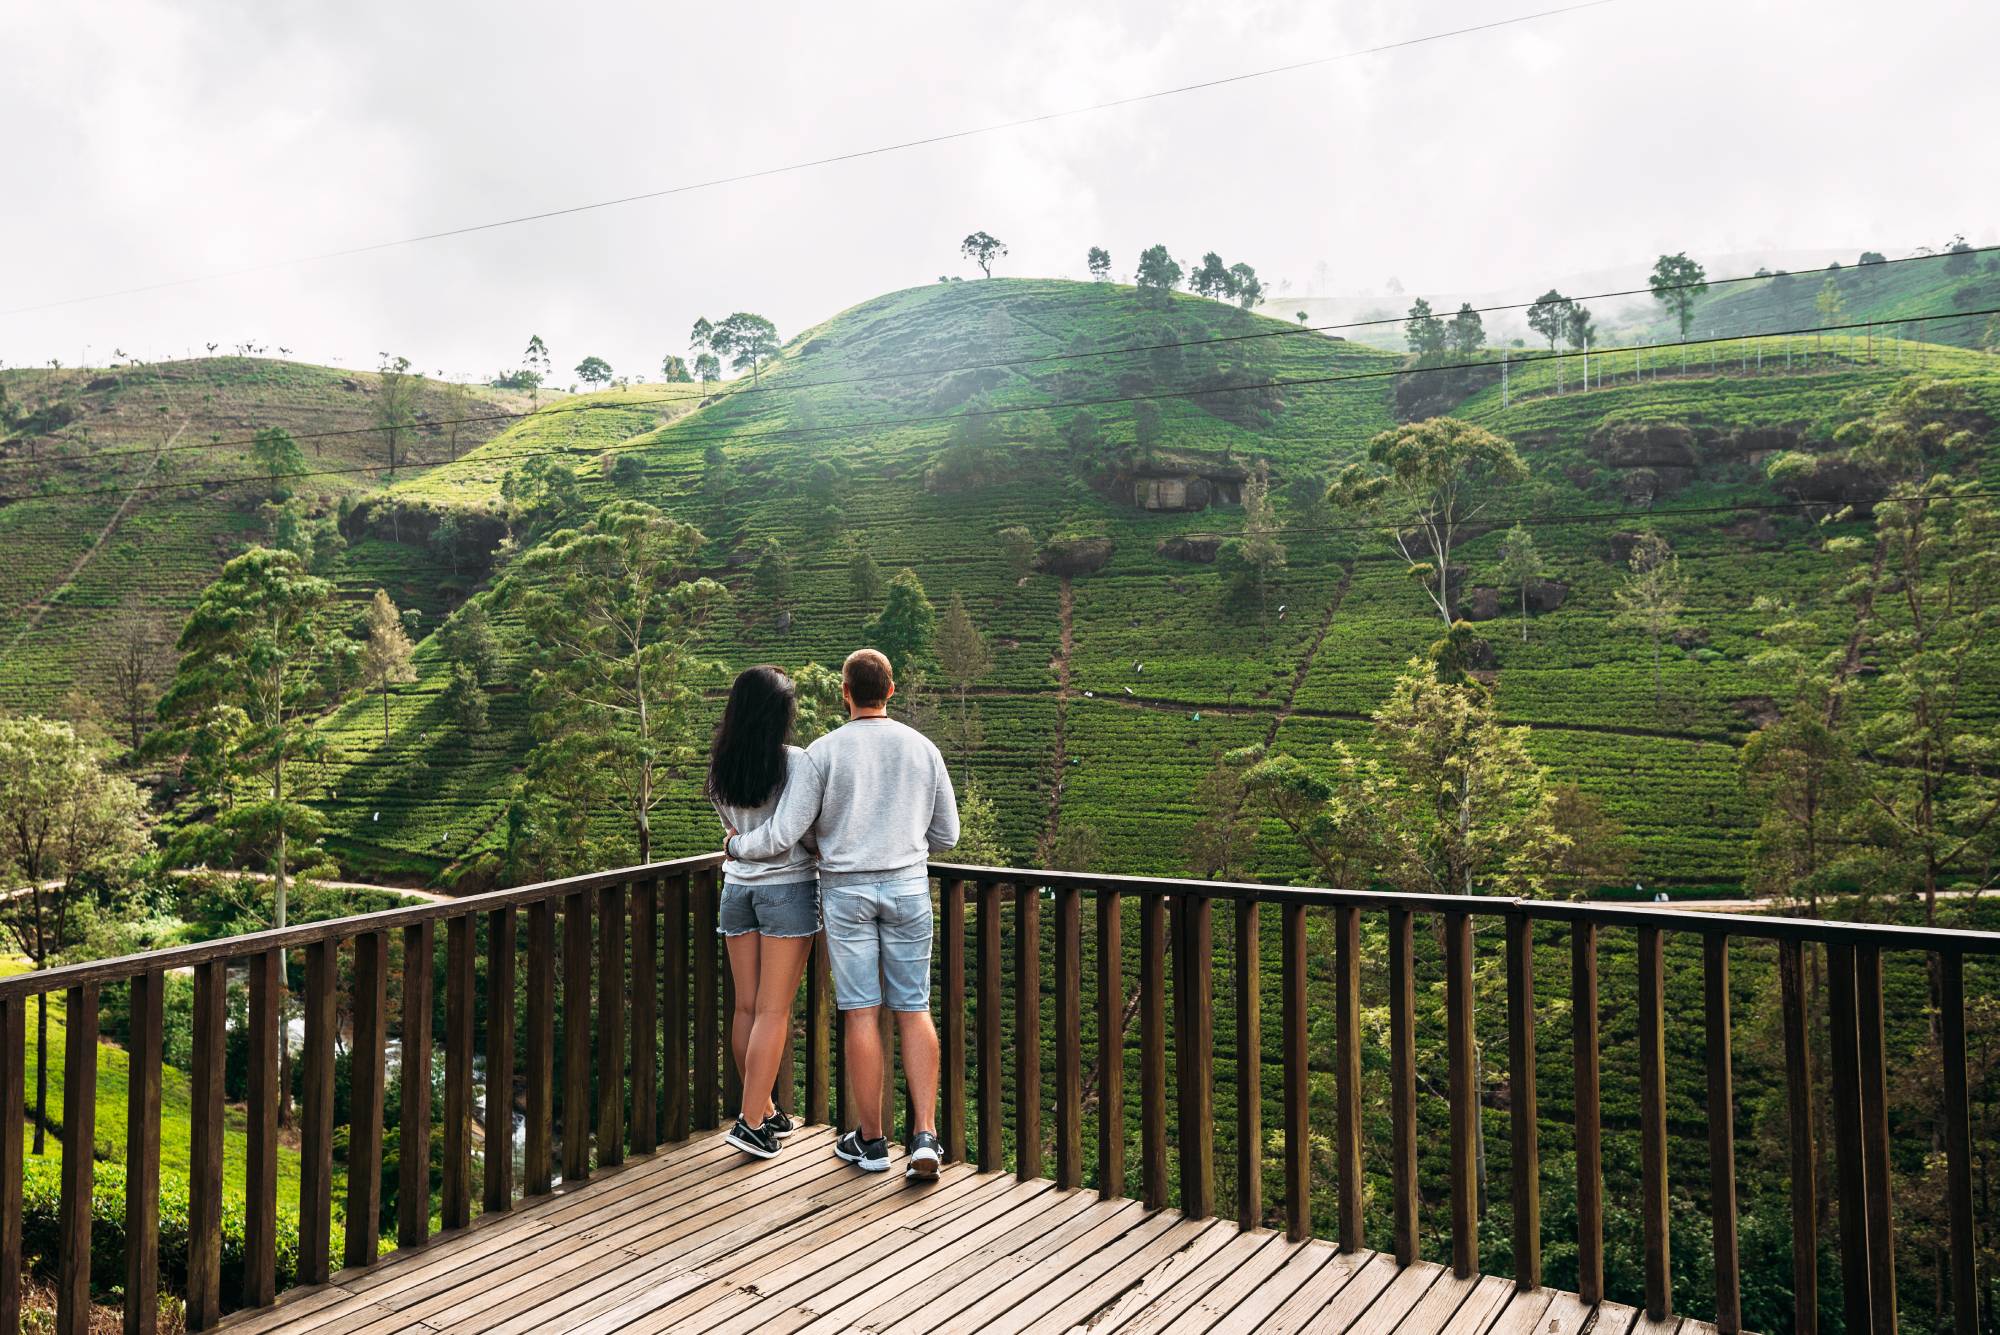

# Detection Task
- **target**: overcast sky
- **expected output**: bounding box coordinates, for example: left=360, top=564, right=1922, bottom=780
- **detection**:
left=4, top=0, right=1993, bottom=381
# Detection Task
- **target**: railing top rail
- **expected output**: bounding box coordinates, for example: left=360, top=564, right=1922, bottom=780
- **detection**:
left=929, top=861, right=2000, bottom=955
left=0, top=853, right=723, bottom=1002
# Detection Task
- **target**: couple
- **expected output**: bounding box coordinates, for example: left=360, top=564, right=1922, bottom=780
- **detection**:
left=706, top=648, right=959, bottom=1181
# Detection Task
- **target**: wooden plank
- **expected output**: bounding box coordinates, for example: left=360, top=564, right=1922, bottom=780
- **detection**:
left=806, top=926, right=832, bottom=1128
left=399, top=919, right=435, bottom=1247
left=443, top=914, right=476, bottom=1228
left=1389, top=907, right=1419, bottom=1266
left=1854, top=943, right=1897, bottom=1334
left=662, top=873, right=690, bottom=1141
left=1142, top=892, right=1169, bottom=1210
left=1016, top=1217, right=1224, bottom=1335
left=564, top=889, right=594, bottom=1181
left=1056, top=884, right=1083, bottom=1189
left=56, top=985, right=98, bottom=1335
left=1940, top=950, right=1979, bottom=1335
left=1778, top=939, right=1818, bottom=1335
left=1259, top=1245, right=1385, bottom=1335
left=1146, top=1224, right=1300, bottom=1334
left=186, top=966, right=224, bottom=1329
left=1086, top=1223, right=1273, bottom=1334
left=1068, top=1214, right=1240, bottom=1335
left=1572, top=921, right=1604, bottom=1306
left=1099, top=890, right=1126, bottom=1201
left=0, top=997, right=21, bottom=1335
left=1177, top=892, right=1215, bottom=1219
left=597, top=881, right=627, bottom=1164
left=1334, top=904, right=1363, bottom=1251
left=485, top=906, right=519, bottom=1210
left=1826, top=940, right=1872, bottom=1334
left=1236, top=898, right=1262, bottom=1230
left=1282, top=902, right=1309, bottom=1241
left=889, top=1197, right=1156, bottom=1334
left=1538, top=1291, right=1600, bottom=1335
left=941, top=878, right=965, bottom=1158
left=122, top=971, right=163, bottom=1335
left=1016, top=880, right=1043, bottom=1181
left=241, top=949, right=279, bottom=1309
left=691, top=872, right=719, bottom=1131
left=1482, top=1285, right=1557, bottom=1335
left=1199, top=1239, right=1345, bottom=1335
left=299, top=939, right=337, bottom=1284
left=1506, top=913, right=1539, bottom=1290
left=1703, top=933, right=1740, bottom=1334
left=978, top=880, right=1003, bottom=1171
left=1383, top=1264, right=1485, bottom=1334
left=1437, top=1273, right=1515, bottom=1334
left=524, top=900, right=554, bottom=1195
left=346, top=931, right=387, bottom=1266
left=1445, top=912, right=1478, bottom=1278
left=1637, top=924, right=1670, bottom=1321
left=629, top=883, right=656, bottom=1154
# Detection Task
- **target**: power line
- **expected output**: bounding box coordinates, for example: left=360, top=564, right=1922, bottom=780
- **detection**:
left=10, top=243, right=1992, bottom=473
left=6, top=303, right=1991, bottom=506
left=3, top=0, right=1622, bottom=319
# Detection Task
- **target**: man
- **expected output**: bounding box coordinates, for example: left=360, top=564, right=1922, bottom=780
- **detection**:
left=724, top=647, right=959, bottom=1180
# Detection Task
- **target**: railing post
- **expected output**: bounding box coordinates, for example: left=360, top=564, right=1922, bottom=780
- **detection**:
left=663, top=874, right=690, bottom=1141
left=1571, top=922, right=1603, bottom=1307
left=525, top=900, right=555, bottom=1195
left=0, top=995, right=21, bottom=1335
left=1637, top=926, right=1671, bottom=1323
left=1055, top=883, right=1083, bottom=1190
left=1704, top=932, right=1740, bottom=1333
left=1827, top=940, right=1873, bottom=1333
left=347, top=930, right=388, bottom=1266
left=300, top=941, right=337, bottom=1284
left=1334, top=905, right=1363, bottom=1251
left=806, top=928, right=832, bottom=1127
left=692, top=872, right=719, bottom=1131
left=1940, top=951, right=1979, bottom=1335
left=630, top=881, right=657, bottom=1154
left=977, top=879, right=1003, bottom=1171
left=1141, top=893, right=1169, bottom=1210
left=1174, top=892, right=1214, bottom=1219
left=597, top=881, right=628, bottom=1165
left=1778, top=939, right=1818, bottom=1335
left=1097, top=890, right=1125, bottom=1202
left=1235, top=899, right=1261, bottom=1231
left=1506, top=913, right=1540, bottom=1291
left=123, top=971, right=163, bottom=1335
left=399, top=920, right=435, bottom=1247
left=1855, top=945, right=1897, bottom=1334
left=187, top=963, right=224, bottom=1328
left=563, top=890, right=595, bottom=1178
left=940, top=879, right=965, bottom=1159
left=1281, top=902, right=1309, bottom=1242
left=1389, top=907, right=1418, bottom=1266
left=1445, top=912, right=1478, bottom=1278
left=486, top=907, right=519, bottom=1209
left=443, top=915, right=475, bottom=1229
left=57, top=984, right=99, bottom=1335
left=1015, top=882, right=1043, bottom=1182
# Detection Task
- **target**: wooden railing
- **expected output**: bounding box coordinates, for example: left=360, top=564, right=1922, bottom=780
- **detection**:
left=0, top=854, right=1990, bottom=1335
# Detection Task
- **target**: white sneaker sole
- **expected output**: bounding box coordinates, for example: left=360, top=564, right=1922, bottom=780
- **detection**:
left=725, top=1127, right=780, bottom=1159
left=905, top=1153, right=941, bottom=1182
left=835, top=1144, right=892, bottom=1172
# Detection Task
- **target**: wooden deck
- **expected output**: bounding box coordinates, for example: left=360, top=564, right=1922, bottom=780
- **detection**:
left=217, top=1127, right=1715, bottom=1335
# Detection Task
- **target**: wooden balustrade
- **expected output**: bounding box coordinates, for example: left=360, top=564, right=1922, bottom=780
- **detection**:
left=0, top=851, right=1991, bottom=1334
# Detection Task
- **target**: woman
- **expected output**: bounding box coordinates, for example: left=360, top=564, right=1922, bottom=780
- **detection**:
left=709, top=664, right=820, bottom=1159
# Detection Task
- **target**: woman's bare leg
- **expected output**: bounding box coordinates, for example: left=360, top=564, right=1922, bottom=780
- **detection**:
left=740, top=933, right=813, bottom=1125
left=725, top=932, right=762, bottom=1107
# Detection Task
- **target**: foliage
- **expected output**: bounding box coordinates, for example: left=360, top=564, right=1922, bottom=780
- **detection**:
left=1649, top=252, right=1708, bottom=341
left=373, top=355, right=423, bottom=479
left=1184, top=751, right=1255, bottom=880
left=249, top=427, right=305, bottom=498
left=574, top=356, right=613, bottom=387
left=864, top=567, right=937, bottom=680
left=846, top=543, right=884, bottom=611
left=435, top=600, right=500, bottom=684
left=1134, top=245, right=1182, bottom=299
left=1221, top=459, right=1284, bottom=617
left=997, top=526, right=1036, bottom=583
left=499, top=453, right=582, bottom=541
left=950, top=775, right=1010, bottom=865
left=1403, top=299, right=1445, bottom=362
left=1610, top=531, right=1689, bottom=710
left=708, top=313, right=781, bottom=383
left=659, top=354, right=692, bottom=383
left=360, top=589, right=416, bottom=742
left=1086, top=247, right=1111, bottom=281
left=1527, top=289, right=1572, bottom=352
left=1446, top=303, right=1484, bottom=358
left=1494, top=525, right=1547, bottom=642
left=960, top=231, right=1007, bottom=279
left=933, top=591, right=991, bottom=774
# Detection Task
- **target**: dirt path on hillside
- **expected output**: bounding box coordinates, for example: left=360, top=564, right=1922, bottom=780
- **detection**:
left=1034, top=576, right=1075, bottom=865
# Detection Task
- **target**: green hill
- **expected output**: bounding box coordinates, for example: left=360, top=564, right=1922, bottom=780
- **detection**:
left=277, top=277, right=2000, bottom=894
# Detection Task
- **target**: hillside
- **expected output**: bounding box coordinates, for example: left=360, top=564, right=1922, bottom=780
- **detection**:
left=282, top=277, right=2000, bottom=893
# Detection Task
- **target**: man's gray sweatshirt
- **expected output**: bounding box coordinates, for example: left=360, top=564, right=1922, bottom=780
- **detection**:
left=725, top=716, right=959, bottom=888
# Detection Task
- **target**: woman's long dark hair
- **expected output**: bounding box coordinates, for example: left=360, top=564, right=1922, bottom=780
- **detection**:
left=708, top=665, right=797, bottom=808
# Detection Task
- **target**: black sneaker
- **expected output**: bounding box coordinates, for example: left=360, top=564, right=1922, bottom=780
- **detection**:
left=762, top=1107, right=798, bottom=1139
left=833, top=1127, right=891, bottom=1172
left=905, top=1130, right=942, bottom=1182
left=725, top=1115, right=781, bottom=1159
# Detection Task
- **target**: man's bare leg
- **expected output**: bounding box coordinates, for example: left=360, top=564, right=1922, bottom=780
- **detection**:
left=844, top=1005, right=887, bottom=1140
left=895, top=1008, right=940, bottom=1137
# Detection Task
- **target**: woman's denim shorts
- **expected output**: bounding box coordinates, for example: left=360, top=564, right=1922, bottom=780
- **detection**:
left=718, top=878, right=820, bottom=939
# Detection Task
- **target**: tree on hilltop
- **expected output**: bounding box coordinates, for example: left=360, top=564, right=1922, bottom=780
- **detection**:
left=1815, top=274, right=1846, bottom=328
left=1565, top=303, right=1595, bottom=351
left=1649, top=252, right=1708, bottom=341
left=362, top=589, right=417, bottom=741
left=374, top=354, right=424, bottom=480
left=1134, top=245, right=1183, bottom=302
left=524, top=334, right=551, bottom=379
left=660, top=354, right=692, bottom=383
left=1191, top=252, right=1231, bottom=301
left=1228, top=262, right=1263, bottom=310
left=1403, top=298, right=1446, bottom=362
left=1087, top=247, right=1111, bottom=281
left=1447, top=302, right=1485, bottom=359
left=961, top=231, right=1008, bottom=278
left=709, top=313, right=780, bottom=383
left=1527, top=289, right=1573, bottom=353
left=575, top=356, right=613, bottom=388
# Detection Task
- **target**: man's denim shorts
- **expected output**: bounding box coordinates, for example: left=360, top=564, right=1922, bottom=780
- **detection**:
left=823, top=878, right=933, bottom=1012
left=717, top=879, right=820, bottom=939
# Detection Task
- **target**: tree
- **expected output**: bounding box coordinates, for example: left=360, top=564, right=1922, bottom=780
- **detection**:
left=1446, top=302, right=1485, bottom=359
left=951, top=776, right=1010, bottom=866
left=1191, top=252, right=1231, bottom=301
left=1223, top=459, right=1285, bottom=617
left=1815, top=274, right=1846, bottom=327
left=1565, top=303, right=1595, bottom=351
left=960, top=231, right=1007, bottom=278
left=436, top=599, right=501, bottom=685
left=659, top=354, right=692, bottom=383
left=1542, top=784, right=1634, bottom=896
left=107, top=605, right=171, bottom=754
left=997, top=526, right=1036, bottom=583
left=151, top=547, right=353, bottom=929
left=693, top=352, right=721, bottom=388
left=1134, top=245, right=1183, bottom=300
left=1611, top=531, right=1689, bottom=710
left=500, top=453, right=582, bottom=540
left=1329, top=418, right=1528, bottom=628
left=1285, top=469, right=1332, bottom=530
left=934, top=591, right=992, bottom=774
left=0, top=718, right=147, bottom=1152
left=575, top=356, right=613, bottom=388
left=1228, top=262, right=1263, bottom=310
left=1649, top=252, right=1708, bottom=341
left=848, top=544, right=884, bottom=609
left=1185, top=751, right=1255, bottom=880
left=865, top=567, right=937, bottom=679
left=250, top=427, right=305, bottom=497
left=501, top=501, right=728, bottom=863
left=709, top=312, right=780, bottom=383
left=374, top=355, right=424, bottom=479
left=689, top=317, right=713, bottom=357
left=1130, top=401, right=1164, bottom=463
left=1086, top=247, right=1111, bottom=281
left=524, top=334, right=551, bottom=380
left=439, top=377, right=474, bottom=461
left=1404, top=299, right=1447, bottom=361
left=754, top=540, right=795, bottom=620
left=1527, top=289, right=1572, bottom=352
left=441, top=661, right=488, bottom=749
left=362, top=589, right=417, bottom=741
left=1061, top=412, right=1106, bottom=463
left=1494, top=525, right=1547, bottom=642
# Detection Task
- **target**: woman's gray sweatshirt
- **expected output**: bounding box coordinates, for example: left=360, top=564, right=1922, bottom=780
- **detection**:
left=712, top=745, right=819, bottom=884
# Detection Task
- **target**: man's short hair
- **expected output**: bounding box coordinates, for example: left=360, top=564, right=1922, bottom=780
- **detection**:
left=843, top=648, right=894, bottom=707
